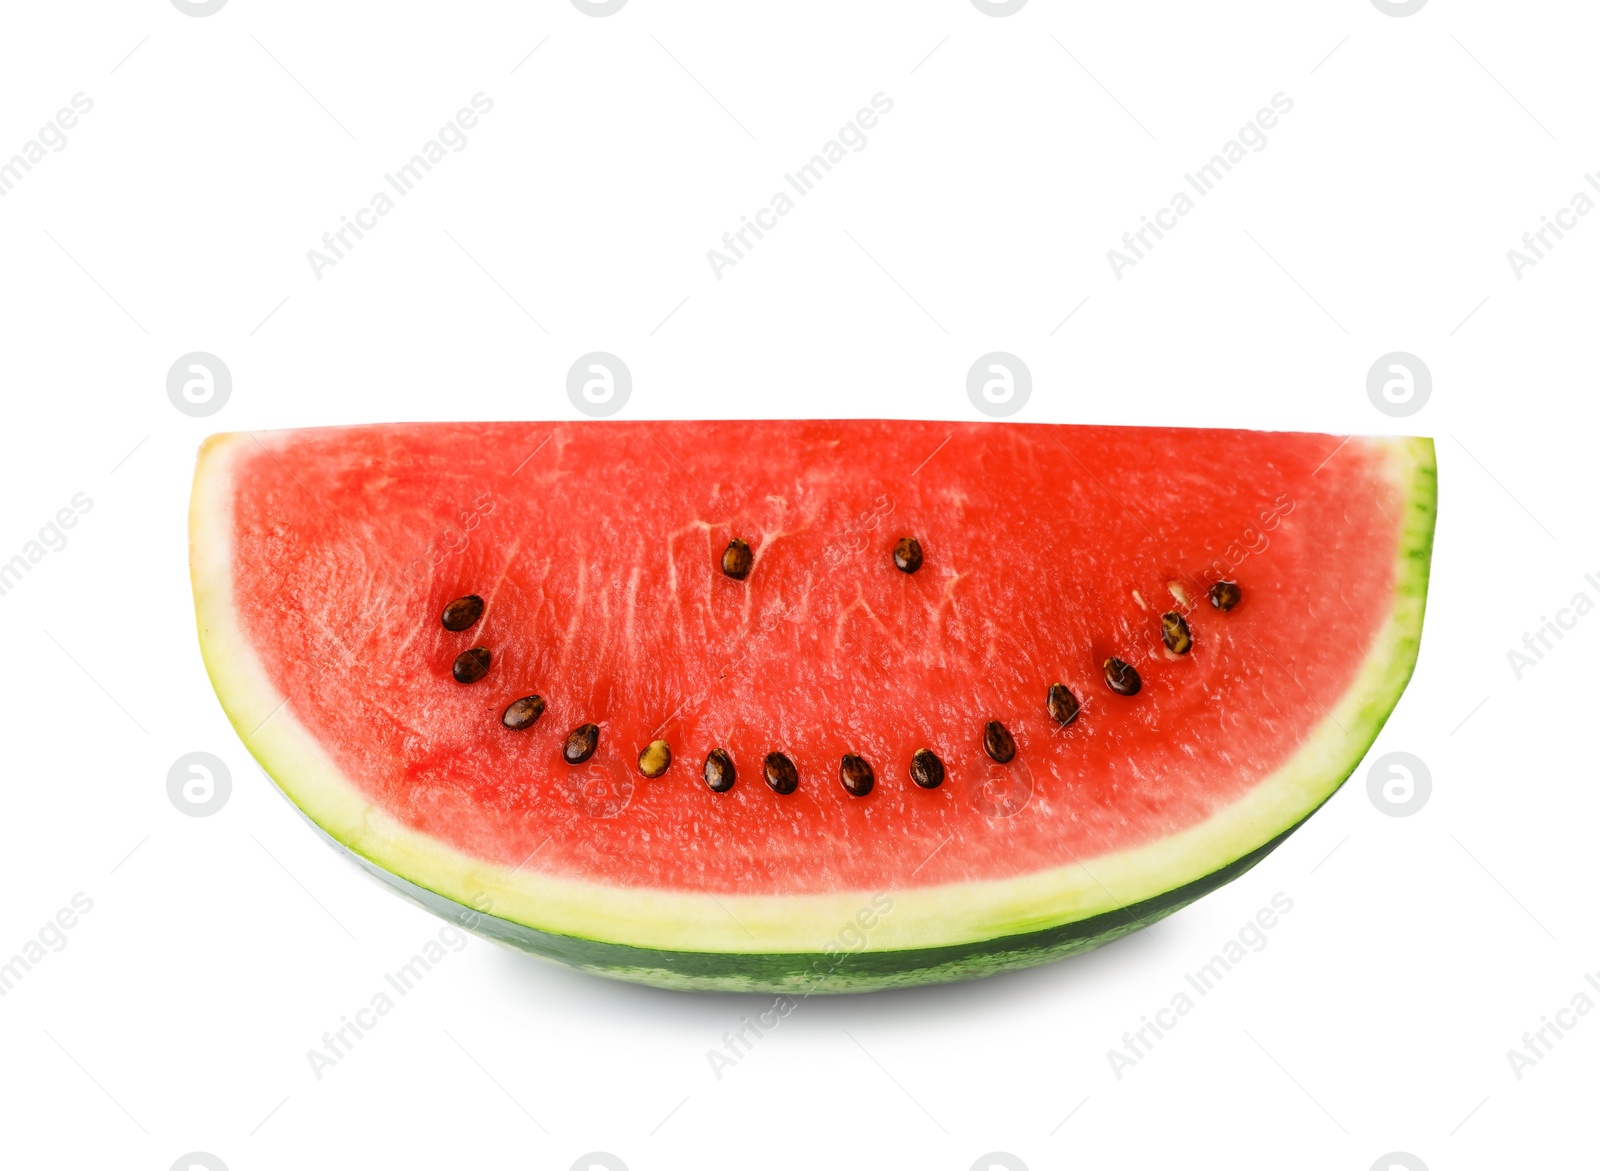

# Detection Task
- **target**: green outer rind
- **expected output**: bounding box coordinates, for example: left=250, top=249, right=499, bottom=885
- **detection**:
left=311, top=805, right=1312, bottom=992
left=194, top=431, right=1435, bottom=993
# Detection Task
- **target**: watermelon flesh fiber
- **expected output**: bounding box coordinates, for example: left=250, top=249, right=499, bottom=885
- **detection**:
left=190, top=422, right=1435, bottom=991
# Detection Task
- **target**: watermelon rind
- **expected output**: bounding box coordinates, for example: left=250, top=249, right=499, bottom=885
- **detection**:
left=190, top=430, right=1435, bottom=992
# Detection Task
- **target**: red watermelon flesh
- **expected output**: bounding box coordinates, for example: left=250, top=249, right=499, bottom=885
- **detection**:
left=190, top=421, right=1435, bottom=991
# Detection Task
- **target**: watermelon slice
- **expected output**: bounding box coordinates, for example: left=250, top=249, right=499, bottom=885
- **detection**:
left=189, top=422, right=1435, bottom=992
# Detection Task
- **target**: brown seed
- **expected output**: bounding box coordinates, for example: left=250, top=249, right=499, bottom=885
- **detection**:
left=563, top=722, right=599, bottom=764
left=441, top=594, right=485, bottom=631
left=638, top=739, right=672, bottom=779
left=1047, top=683, right=1081, bottom=726
left=501, top=695, right=546, bottom=731
left=909, top=748, right=945, bottom=790
left=452, top=647, right=491, bottom=684
left=1161, top=612, right=1193, bottom=655
left=1210, top=581, right=1242, bottom=612
left=703, top=748, right=736, bottom=793
left=893, top=536, right=924, bottom=574
left=763, top=751, right=799, bottom=795
left=721, top=538, right=753, bottom=581
left=1102, top=657, right=1141, bottom=696
left=839, top=753, right=875, bottom=797
left=983, top=720, right=1016, bottom=764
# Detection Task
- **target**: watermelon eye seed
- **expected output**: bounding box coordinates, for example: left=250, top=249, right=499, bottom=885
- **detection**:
left=441, top=594, right=484, bottom=631
left=1047, top=683, right=1081, bottom=726
left=893, top=536, right=924, bottom=574
left=983, top=720, right=1016, bottom=764
left=452, top=647, right=491, bottom=684
left=563, top=723, right=599, bottom=764
left=721, top=538, right=753, bottom=580
left=638, top=739, right=672, bottom=779
left=1161, top=612, right=1193, bottom=655
left=1210, top=581, right=1242, bottom=611
left=910, top=748, right=946, bottom=789
left=763, top=752, right=799, bottom=795
left=839, top=753, right=875, bottom=797
left=1102, top=657, right=1142, bottom=696
left=501, top=694, right=546, bottom=730
left=703, top=748, right=736, bottom=793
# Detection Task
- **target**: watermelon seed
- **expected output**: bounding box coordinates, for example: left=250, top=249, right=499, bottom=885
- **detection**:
left=563, top=723, right=599, bottom=764
left=910, top=748, right=945, bottom=789
left=721, top=538, right=753, bottom=580
left=452, top=647, right=492, bottom=684
left=441, top=594, right=485, bottom=631
left=501, top=695, right=546, bottom=730
left=1102, top=657, right=1142, bottom=696
left=1047, top=683, right=1081, bottom=726
left=983, top=720, right=1016, bottom=764
left=1161, top=612, right=1193, bottom=655
left=839, top=753, right=875, bottom=797
left=763, top=752, right=799, bottom=795
left=703, top=748, right=736, bottom=793
left=893, top=536, right=924, bottom=574
left=638, top=739, right=672, bottom=779
left=1210, top=581, right=1242, bottom=611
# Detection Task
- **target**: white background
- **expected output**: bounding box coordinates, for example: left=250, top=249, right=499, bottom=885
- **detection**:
left=0, top=2, right=1594, bottom=1169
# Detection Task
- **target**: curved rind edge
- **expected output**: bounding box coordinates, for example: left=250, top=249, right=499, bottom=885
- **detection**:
left=190, top=430, right=1435, bottom=991
left=306, top=801, right=1307, bottom=992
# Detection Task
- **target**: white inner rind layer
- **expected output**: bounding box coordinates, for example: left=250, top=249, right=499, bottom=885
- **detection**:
left=190, top=431, right=1435, bottom=956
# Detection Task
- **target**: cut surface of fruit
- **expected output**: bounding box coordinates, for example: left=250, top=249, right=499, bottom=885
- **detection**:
left=189, top=422, right=1435, bottom=991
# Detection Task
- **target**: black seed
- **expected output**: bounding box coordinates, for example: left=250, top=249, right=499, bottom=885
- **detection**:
left=763, top=751, right=799, bottom=795
left=441, top=594, right=485, bottom=631
left=892, top=536, right=924, bottom=574
left=909, top=748, right=945, bottom=789
left=1210, top=581, right=1242, bottom=612
left=1047, top=683, right=1081, bottom=726
left=638, top=739, right=672, bottom=779
left=839, top=753, right=875, bottom=797
left=1102, top=657, right=1142, bottom=696
left=983, top=720, right=1016, bottom=764
left=1161, top=612, right=1193, bottom=654
left=703, top=748, right=736, bottom=793
left=501, top=695, right=545, bottom=730
left=721, top=538, right=753, bottom=581
left=452, top=647, right=491, bottom=684
left=563, top=723, right=599, bottom=764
